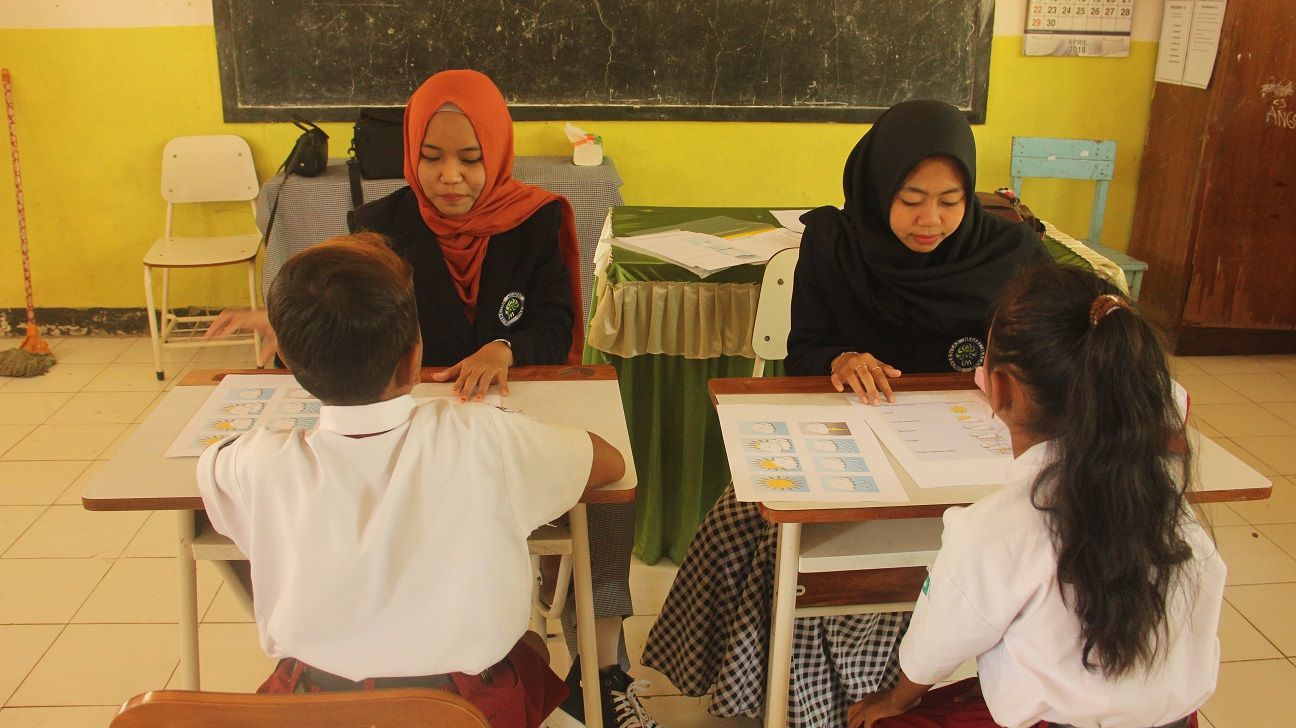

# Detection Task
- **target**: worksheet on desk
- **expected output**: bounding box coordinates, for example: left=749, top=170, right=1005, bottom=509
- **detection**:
left=718, top=403, right=907, bottom=503
left=853, top=391, right=1012, bottom=488
left=166, top=374, right=499, bottom=458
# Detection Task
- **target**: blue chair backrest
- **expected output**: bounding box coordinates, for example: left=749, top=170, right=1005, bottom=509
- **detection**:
left=1009, top=137, right=1115, bottom=245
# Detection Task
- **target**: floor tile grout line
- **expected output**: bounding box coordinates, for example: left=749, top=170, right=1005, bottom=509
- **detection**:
left=1, top=621, right=71, bottom=709
left=1222, top=594, right=1287, bottom=659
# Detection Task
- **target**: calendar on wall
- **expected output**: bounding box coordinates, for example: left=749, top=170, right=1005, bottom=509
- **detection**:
left=1024, top=0, right=1135, bottom=57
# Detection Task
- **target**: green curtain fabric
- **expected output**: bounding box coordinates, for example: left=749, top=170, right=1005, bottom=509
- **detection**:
left=586, top=206, right=1114, bottom=565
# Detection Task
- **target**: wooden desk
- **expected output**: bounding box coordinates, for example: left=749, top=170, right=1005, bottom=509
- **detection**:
left=708, top=374, right=1272, bottom=728
left=83, top=365, right=636, bottom=728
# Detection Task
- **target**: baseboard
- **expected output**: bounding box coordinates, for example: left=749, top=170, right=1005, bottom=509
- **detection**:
left=0, top=307, right=222, bottom=337
left=1174, top=326, right=1296, bottom=355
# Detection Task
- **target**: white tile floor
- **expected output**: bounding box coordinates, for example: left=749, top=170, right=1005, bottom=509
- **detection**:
left=0, top=338, right=1293, bottom=727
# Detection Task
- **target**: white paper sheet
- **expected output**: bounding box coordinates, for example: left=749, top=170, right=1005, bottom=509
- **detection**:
left=726, top=228, right=802, bottom=259
left=1155, top=1, right=1193, bottom=84
left=854, top=391, right=1012, bottom=488
left=611, top=230, right=766, bottom=277
left=770, top=209, right=810, bottom=233
left=167, top=374, right=499, bottom=458
left=718, top=403, right=907, bottom=503
left=1183, top=1, right=1226, bottom=89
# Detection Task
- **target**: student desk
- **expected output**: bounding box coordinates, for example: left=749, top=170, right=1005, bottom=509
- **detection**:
left=708, top=373, right=1273, bottom=728
left=585, top=206, right=1131, bottom=565
left=82, top=365, right=635, bottom=728
left=255, top=157, right=624, bottom=323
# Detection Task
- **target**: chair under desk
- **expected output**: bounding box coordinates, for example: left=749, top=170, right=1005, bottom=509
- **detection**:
left=586, top=205, right=1135, bottom=566
left=708, top=373, right=1272, bottom=728
left=81, top=365, right=636, bottom=728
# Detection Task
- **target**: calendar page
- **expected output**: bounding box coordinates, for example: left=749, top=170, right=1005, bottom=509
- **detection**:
left=1024, top=0, right=1135, bottom=57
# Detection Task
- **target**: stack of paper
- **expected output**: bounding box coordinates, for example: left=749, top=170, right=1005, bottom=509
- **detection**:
left=613, top=227, right=802, bottom=278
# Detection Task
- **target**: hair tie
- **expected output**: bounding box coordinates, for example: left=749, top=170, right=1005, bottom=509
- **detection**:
left=1089, top=293, right=1131, bottom=328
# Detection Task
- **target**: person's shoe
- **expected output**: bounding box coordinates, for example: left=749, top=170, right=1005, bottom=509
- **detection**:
left=555, top=658, right=661, bottom=728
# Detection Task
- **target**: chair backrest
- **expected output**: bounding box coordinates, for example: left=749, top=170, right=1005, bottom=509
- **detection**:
left=161, top=135, right=260, bottom=205
left=109, top=688, right=492, bottom=728
left=750, top=246, right=800, bottom=377
left=1009, top=136, right=1115, bottom=245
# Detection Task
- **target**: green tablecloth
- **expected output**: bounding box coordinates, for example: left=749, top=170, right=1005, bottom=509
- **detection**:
left=585, top=206, right=1116, bottom=565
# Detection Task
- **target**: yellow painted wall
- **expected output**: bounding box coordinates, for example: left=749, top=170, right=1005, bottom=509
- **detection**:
left=0, top=26, right=1156, bottom=309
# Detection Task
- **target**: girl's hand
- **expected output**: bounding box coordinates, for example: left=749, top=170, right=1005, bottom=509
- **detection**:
left=831, top=351, right=902, bottom=405
left=205, top=308, right=278, bottom=367
left=847, top=689, right=908, bottom=728
left=432, top=340, right=514, bottom=401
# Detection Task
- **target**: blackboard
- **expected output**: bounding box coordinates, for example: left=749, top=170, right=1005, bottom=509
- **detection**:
left=213, top=0, right=994, bottom=124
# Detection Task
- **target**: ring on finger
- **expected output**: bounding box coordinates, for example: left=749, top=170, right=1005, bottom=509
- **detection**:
left=868, top=365, right=882, bottom=372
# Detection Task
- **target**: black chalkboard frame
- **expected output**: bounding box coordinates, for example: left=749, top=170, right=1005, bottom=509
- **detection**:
left=213, top=1, right=993, bottom=125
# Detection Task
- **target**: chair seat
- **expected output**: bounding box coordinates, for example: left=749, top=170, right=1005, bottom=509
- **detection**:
left=143, top=233, right=261, bottom=267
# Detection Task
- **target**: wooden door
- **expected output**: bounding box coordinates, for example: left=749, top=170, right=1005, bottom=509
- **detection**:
left=1182, top=0, right=1296, bottom=330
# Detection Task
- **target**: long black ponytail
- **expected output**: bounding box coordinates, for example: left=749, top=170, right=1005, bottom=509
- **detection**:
left=987, top=265, right=1194, bottom=677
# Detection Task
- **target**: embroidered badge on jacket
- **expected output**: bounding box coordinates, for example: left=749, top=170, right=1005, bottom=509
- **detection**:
left=498, top=292, right=526, bottom=326
left=946, top=336, right=985, bottom=372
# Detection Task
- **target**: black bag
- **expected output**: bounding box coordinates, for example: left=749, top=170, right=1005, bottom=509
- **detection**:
left=282, top=116, right=329, bottom=178
left=347, top=107, right=404, bottom=207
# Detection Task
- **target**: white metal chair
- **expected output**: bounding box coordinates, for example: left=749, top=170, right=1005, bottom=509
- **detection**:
left=143, top=135, right=262, bottom=380
left=751, top=247, right=800, bottom=377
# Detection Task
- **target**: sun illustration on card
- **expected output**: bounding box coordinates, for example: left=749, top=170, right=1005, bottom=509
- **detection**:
left=751, top=456, right=799, bottom=471
left=194, top=434, right=226, bottom=448
left=747, top=438, right=793, bottom=453
left=210, top=417, right=254, bottom=431
left=755, top=475, right=807, bottom=493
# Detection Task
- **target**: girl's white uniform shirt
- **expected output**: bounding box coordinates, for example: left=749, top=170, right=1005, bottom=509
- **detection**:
left=197, top=394, right=592, bottom=681
left=898, top=442, right=1226, bottom=728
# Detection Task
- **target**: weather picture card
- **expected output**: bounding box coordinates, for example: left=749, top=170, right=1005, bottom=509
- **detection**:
left=717, top=404, right=907, bottom=504
left=853, top=391, right=1013, bottom=489
left=166, top=374, right=501, bottom=458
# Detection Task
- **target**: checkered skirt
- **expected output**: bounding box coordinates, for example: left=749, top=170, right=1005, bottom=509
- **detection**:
left=642, top=486, right=909, bottom=727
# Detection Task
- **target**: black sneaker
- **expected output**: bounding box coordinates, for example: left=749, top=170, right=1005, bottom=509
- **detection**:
left=554, top=658, right=661, bottom=728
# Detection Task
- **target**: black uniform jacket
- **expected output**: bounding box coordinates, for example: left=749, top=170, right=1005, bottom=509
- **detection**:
left=349, top=187, right=574, bottom=367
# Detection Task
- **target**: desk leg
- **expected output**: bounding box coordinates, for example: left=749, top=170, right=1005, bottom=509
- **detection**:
left=570, top=503, right=603, bottom=728
left=765, top=522, right=800, bottom=728
left=175, top=510, right=201, bottom=690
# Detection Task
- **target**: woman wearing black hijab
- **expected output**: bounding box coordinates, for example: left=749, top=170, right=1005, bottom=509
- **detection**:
left=642, top=100, right=1048, bottom=726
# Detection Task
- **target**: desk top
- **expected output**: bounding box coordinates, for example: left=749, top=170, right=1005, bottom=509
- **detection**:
left=708, top=375, right=1273, bottom=523
left=82, top=365, right=636, bottom=512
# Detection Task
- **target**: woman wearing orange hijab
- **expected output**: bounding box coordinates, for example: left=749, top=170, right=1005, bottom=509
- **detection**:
left=350, top=69, right=584, bottom=401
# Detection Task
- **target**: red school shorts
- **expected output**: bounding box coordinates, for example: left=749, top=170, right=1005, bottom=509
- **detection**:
left=258, top=638, right=568, bottom=728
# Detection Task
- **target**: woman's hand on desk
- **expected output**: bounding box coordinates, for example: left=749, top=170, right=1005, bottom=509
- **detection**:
left=205, top=308, right=278, bottom=367
left=432, top=340, right=514, bottom=401
left=831, top=351, right=902, bottom=405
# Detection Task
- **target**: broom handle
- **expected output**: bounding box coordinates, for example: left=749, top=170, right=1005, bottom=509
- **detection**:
left=2, top=69, right=37, bottom=327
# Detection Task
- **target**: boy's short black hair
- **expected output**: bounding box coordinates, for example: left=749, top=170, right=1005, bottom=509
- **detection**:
left=267, top=232, right=419, bottom=405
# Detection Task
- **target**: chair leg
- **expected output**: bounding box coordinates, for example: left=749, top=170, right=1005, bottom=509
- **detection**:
left=247, top=261, right=263, bottom=368
left=143, top=266, right=164, bottom=381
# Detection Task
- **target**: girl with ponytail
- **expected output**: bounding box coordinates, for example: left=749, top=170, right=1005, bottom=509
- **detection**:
left=850, top=265, right=1225, bottom=728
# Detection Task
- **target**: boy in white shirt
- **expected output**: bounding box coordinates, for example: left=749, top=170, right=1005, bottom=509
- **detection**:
left=197, top=233, right=625, bottom=728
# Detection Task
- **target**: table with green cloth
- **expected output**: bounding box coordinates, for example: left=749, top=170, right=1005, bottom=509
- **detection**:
left=584, top=205, right=1127, bottom=565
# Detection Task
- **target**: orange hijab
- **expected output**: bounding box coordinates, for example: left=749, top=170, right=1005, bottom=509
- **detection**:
left=403, top=69, right=584, bottom=363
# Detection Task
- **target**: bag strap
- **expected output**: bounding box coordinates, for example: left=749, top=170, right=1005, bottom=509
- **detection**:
left=346, top=157, right=364, bottom=209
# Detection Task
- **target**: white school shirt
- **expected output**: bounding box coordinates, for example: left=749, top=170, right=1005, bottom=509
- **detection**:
left=196, top=394, right=592, bottom=680
left=898, top=441, right=1226, bottom=728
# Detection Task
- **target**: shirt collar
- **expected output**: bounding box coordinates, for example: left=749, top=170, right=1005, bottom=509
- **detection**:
left=1005, top=439, right=1054, bottom=487
left=318, top=394, right=418, bottom=436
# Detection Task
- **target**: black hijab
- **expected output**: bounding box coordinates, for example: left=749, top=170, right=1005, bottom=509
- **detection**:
left=802, top=99, right=1046, bottom=331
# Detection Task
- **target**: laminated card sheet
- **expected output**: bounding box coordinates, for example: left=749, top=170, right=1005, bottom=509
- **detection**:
left=718, top=404, right=907, bottom=503
left=853, top=391, right=1012, bottom=488
left=167, top=374, right=499, bottom=458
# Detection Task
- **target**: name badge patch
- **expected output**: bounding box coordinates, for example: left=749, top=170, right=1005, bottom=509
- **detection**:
left=499, top=292, right=526, bottom=326
left=946, top=336, right=985, bottom=373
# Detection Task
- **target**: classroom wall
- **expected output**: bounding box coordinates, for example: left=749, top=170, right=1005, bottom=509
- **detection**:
left=0, top=0, right=1163, bottom=314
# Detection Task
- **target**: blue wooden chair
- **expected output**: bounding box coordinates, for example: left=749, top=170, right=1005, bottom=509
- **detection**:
left=1009, top=136, right=1148, bottom=299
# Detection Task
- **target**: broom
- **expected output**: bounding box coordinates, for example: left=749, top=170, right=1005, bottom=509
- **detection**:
left=0, top=68, right=55, bottom=377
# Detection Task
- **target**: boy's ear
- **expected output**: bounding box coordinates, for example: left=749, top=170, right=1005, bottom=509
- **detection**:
left=395, top=337, right=423, bottom=388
